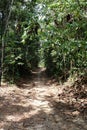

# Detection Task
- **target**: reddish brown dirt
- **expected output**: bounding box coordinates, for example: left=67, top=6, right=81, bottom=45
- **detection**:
left=0, top=68, right=87, bottom=130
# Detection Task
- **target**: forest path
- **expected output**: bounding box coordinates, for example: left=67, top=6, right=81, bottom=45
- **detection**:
left=0, top=68, right=87, bottom=130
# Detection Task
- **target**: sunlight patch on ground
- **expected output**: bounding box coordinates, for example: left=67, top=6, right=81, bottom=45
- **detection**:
left=6, top=115, right=24, bottom=122
left=0, top=68, right=87, bottom=130
left=0, top=122, right=5, bottom=129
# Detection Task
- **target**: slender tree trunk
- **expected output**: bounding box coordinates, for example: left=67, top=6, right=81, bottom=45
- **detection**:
left=0, top=41, right=1, bottom=86
left=1, top=37, right=5, bottom=84
left=0, top=20, right=3, bottom=86
left=0, top=0, right=14, bottom=86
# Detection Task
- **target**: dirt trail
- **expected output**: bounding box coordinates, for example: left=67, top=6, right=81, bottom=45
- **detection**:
left=0, top=68, right=87, bottom=130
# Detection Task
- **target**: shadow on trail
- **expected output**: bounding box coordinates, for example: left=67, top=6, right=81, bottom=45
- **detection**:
left=0, top=67, right=87, bottom=130
left=1, top=100, right=87, bottom=130
left=46, top=98, right=87, bottom=130
left=16, top=67, right=47, bottom=89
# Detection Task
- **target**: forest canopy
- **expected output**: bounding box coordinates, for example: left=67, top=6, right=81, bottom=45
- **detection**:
left=0, top=0, right=87, bottom=83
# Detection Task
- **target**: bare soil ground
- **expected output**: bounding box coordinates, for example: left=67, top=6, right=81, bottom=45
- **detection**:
left=0, top=68, right=87, bottom=130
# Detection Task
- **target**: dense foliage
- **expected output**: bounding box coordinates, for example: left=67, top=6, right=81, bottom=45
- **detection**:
left=0, top=0, right=87, bottom=82
left=0, top=0, right=40, bottom=81
left=39, top=0, right=87, bottom=79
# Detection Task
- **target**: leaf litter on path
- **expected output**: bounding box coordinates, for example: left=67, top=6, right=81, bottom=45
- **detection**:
left=0, top=68, right=87, bottom=130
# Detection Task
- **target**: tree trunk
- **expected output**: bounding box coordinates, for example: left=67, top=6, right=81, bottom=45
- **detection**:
left=0, top=0, right=14, bottom=86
